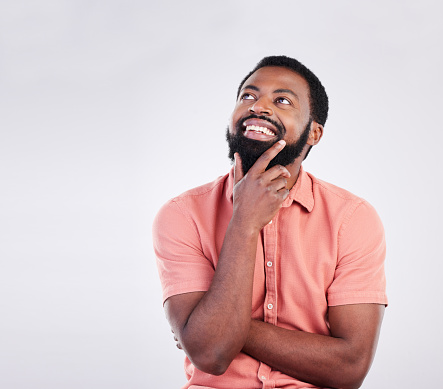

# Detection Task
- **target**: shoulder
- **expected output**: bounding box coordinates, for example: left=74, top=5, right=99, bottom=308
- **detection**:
left=305, top=170, right=382, bottom=231
left=308, top=172, right=364, bottom=203
left=173, top=172, right=229, bottom=203
left=153, top=172, right=230, bottom=229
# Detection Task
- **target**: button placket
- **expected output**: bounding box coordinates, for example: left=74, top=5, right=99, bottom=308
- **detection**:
left=259, top=217, right=279, bottom=388
left=263, top=217, right=277, bottom=326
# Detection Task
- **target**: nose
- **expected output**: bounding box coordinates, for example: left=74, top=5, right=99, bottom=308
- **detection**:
left=248, top=97, right=273, bottom=116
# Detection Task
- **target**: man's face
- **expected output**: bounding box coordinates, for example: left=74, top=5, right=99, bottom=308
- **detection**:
left=227, top=66, right=314, bottom=174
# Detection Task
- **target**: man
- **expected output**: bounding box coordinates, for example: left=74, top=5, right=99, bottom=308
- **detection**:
left=153, top=56, right=387, bottom=389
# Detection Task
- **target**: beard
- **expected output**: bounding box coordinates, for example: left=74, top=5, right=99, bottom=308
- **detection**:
left=226, top=115, right=312, bottom=175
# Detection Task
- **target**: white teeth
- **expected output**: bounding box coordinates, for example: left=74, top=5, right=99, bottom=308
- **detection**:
left=245, top=125, right=275, bottom=136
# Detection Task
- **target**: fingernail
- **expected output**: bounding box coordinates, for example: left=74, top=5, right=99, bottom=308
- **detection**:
left=278, top=140, right=286, bottom=146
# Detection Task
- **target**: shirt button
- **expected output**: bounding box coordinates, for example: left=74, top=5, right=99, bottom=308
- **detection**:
left=267, top=261, right=273, bottom=267
left=261, top=375, right=266, bottom=380
left=267, top=303, right=273, bottom=310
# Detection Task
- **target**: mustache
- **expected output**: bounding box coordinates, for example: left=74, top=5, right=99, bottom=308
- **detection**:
left=236, top=114, right=286, bottom=137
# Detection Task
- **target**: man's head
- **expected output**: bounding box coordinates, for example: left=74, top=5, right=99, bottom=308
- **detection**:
left=227, top=56, right=328, bottom=174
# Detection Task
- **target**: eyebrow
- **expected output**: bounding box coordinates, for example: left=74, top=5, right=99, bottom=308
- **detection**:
left=273, top=88, right=299, bottom=100
left=241, top=85, right=299, bottom=100
left=241, top=85, right=260, bottom=93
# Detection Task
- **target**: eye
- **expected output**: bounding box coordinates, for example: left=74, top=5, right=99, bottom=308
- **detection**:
left=275, top=97, right=291, bottom=105
left=240, top=93, right=255, bottom=101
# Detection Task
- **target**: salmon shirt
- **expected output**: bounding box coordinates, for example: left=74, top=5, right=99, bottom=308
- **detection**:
left=153, top=166, right=387, bottom=389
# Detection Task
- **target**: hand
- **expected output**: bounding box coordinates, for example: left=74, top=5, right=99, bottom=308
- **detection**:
left=172, top=328, right=183, bottom=350
left=232, top=140, right=291, bottom=232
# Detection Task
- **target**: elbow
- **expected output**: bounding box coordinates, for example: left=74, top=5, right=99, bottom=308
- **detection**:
left=194, top=360, right=229, bottom=376
left=181, top=338, right=238, bottom=376
left=178, top=326, right=245, bottom=376
left=187, top=349, right=232, bottom=376
left=337, top=375, right=364, bottom=389
left=337, top=355, right=372, bottom=389
left=339, top=381, right=364, bottom=389
left=340, top=380, right=364, bottom=389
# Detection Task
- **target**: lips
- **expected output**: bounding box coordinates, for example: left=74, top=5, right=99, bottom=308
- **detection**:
left=242, top=118, right=278, bottom=141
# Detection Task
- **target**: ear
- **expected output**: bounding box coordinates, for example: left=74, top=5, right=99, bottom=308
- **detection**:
left=307, top=121, right=323, bottom=146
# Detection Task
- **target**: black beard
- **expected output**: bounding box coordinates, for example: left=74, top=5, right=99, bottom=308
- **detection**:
left=226, top=117, right=312, bottom=175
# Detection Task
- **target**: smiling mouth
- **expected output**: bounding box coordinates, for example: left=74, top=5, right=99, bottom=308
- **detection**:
left=237, top=115, right=282, bottom=141
left=244, top=125, right=276, bottom=137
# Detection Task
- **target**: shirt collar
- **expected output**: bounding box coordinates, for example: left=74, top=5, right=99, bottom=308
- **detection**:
left=226, top=165, right=314, bottom=212
left=284, top=165, right=314, bottom=212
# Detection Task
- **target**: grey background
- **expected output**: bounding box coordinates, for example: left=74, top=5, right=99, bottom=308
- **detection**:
left=1, top=1, right=442, bottom=388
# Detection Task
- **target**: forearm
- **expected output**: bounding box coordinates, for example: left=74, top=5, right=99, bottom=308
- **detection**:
left=178, top=219, right=259, bottom=373
left=243, top=320, right=371, bottom=389
left=167, top=144, right=292, bottom=374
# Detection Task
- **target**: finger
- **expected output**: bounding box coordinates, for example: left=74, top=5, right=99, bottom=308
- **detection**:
left=249, top=140, right=286, bottom=174
left=261, top=164, right=291, bottom=182
left=233, top=153, right=244, bottom=185
left=277, top=187, right=290, bottom=202
left=268, top=176, right=289, bottom=192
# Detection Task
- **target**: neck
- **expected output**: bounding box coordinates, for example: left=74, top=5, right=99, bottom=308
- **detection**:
left=285, top=159, right=303, bottom=190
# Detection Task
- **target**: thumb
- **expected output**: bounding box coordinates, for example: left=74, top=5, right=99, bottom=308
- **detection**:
left=233, top=153, right=244, bottom=185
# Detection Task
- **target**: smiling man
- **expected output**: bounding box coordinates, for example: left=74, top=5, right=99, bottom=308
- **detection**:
left=153, top=56, right=387, bottom=389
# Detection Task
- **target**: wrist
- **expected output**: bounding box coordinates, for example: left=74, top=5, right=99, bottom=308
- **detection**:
left=229, top=213, right=261, bottom=238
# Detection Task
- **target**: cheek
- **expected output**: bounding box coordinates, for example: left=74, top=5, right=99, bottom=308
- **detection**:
left=228, top=114, right=236, bottom=132
left=229, top=108, right=244, bottom=132
left=228, top=118, right=238, bottom=135
left=283, top=121, right=304, bottom=141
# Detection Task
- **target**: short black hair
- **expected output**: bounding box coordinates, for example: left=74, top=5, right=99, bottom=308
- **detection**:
left=237, top=55, right=329, bottom=126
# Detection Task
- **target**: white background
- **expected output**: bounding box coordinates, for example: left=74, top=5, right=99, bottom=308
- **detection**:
left=1, top=1, right=442, bottom=388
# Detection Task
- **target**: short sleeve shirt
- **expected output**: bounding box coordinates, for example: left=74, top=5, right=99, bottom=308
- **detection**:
left=153, top=166, right=387, bottom=389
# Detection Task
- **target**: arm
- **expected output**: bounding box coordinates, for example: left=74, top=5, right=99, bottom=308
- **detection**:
left=165, top=140, right=290, bottom=375
left=243, top=303, right=385, bottom=389
left=242, top=195, right=387, bottom=388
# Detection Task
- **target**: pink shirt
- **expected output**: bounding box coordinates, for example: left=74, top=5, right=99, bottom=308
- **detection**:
left=153, top=166, right=387, bottom=389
